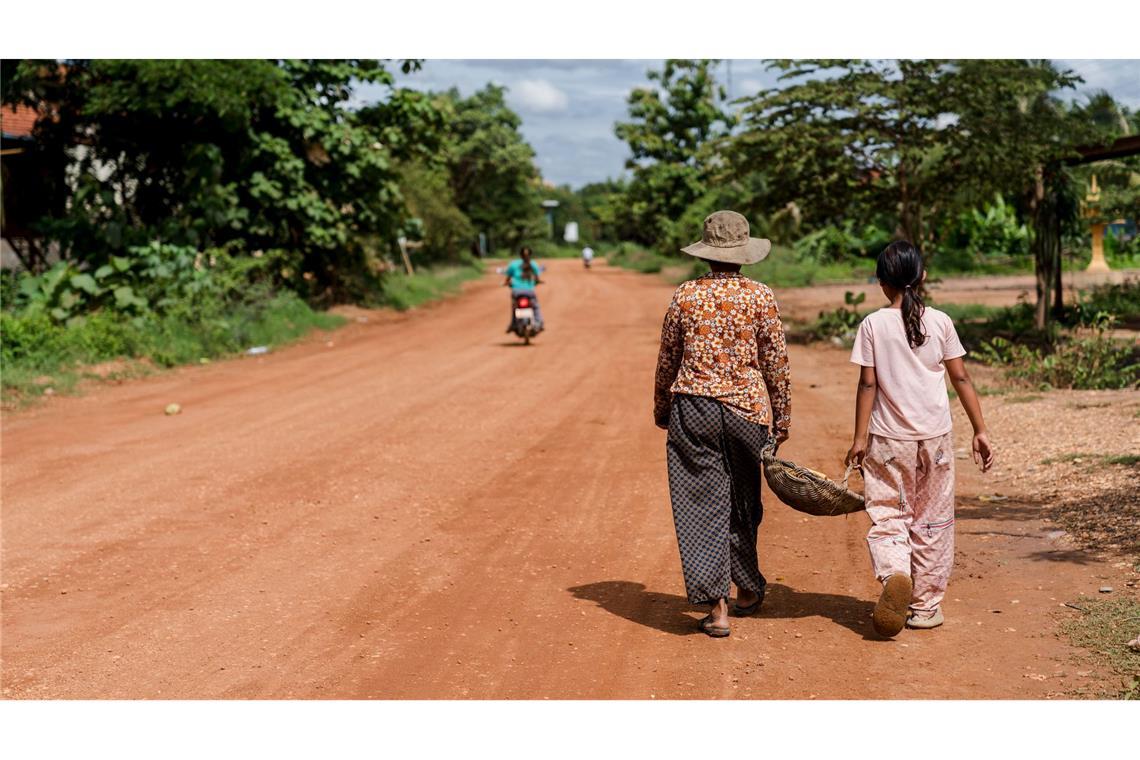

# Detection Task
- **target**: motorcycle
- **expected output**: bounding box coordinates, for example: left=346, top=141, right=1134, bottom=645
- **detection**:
left=510, top=292, right=540, bottom=345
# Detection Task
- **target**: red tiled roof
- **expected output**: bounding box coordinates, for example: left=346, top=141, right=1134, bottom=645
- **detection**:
left=1, top=104, right=39, bottom=137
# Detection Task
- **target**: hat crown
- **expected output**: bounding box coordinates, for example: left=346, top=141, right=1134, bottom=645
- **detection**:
left=702, top=211, right=750, bottom=248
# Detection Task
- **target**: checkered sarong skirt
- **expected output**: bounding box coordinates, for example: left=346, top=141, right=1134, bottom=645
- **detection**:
left=666, top=394, right=769, bottom=605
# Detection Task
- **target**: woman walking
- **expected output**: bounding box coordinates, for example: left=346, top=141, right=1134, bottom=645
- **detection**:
left=654, top=210, right=791, bottom=638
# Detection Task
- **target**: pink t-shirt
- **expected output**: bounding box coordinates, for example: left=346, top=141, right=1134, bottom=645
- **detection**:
left=849, top=307, right=966, bottom=441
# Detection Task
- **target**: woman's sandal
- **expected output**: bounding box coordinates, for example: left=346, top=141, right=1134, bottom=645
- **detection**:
left=732, top=596, right=763, bottom=617
left=698, top=615, right=731, bottom=638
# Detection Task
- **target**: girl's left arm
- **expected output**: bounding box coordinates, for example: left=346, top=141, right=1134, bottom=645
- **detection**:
left=845, top=365, right=877, bottom=468
left=944, top=356, right=995, bottom=472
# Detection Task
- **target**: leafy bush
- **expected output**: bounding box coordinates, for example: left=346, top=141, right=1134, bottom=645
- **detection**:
left=977, top=314, right=1139, bottom=390
left=806, top=291, right=867, bottom=343
left=948, top=194, right=1030, bottom=259
left=1, top=287, right=344, bottom=401
left=0, top=242, right=345, bottom=401
left=1071, top=277, right=1140, bottom=326
left=793, top=222, right=893, bottom=263
left=1104, top=229, right=1140, bottom=269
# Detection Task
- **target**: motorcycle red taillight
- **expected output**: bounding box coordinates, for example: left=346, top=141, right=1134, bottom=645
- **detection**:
left=517, top=297, right=530, bottom=307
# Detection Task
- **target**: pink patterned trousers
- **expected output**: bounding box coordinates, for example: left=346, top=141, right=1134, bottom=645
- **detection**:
left=863, top=432, right=956, bottom=615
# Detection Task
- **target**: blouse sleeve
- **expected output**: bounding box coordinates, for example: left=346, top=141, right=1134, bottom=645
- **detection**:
left=941, top=314, right=966, bottom=361
left=653, top=292, right=684, bottom=428
left=850, top=318, right=875, bottom=367
left=756, top=288, right=791, bottom=436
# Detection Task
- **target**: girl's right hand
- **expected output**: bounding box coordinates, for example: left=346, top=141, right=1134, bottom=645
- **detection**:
left=845, top=440, right=867, bottom=469
left=973, top=431, right=995, bottom=472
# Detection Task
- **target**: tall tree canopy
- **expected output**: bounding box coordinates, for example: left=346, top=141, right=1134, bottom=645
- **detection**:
left=730, top=59, right=1126, bottom=328
left=2, top=60, right=550, bottom=301
left=614, top=60, right=731, bottom=248
left=441, top=85, right=546, bottom=252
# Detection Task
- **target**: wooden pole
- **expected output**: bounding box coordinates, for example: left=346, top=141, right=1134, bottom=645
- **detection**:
left=398, top=238, right=415, bottom=276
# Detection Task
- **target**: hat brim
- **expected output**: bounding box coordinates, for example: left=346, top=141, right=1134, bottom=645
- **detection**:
left=680, top=237, right=772, bottom=265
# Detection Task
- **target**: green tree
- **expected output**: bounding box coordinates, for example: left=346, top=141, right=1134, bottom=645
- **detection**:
left=614, top=60, right=731, bottom=249
left=397, top=160, right=474, bottom=262
left=1, top=59, right=440, bottom=302
left=442, top=85, right=545, bottom=253
left=948, top=60, right=1094, bottom=328
left=733, top=59, right=957, bottom=249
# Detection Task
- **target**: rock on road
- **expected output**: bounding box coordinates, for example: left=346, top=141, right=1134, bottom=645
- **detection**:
left=0, top=260, right=1115, bottom=698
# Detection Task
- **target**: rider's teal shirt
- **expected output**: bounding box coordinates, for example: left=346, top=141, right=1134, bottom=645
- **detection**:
left=506, top=259, right=542, bottom=290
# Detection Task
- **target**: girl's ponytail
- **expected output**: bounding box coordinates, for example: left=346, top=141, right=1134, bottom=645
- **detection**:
left=876, top=241, right=927, bottom=349
left=901, top=282, right=927, bottom=349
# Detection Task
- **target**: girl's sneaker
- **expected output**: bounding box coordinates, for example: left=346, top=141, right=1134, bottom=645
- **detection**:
left=906, top=608, right=944, bottom=629
left=872, top=574, right=913, bottom=637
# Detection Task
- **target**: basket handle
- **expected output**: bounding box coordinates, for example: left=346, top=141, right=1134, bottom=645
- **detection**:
left=761, top=437, right=778, bottom=463
left=842, top=461, right=857, bottom=489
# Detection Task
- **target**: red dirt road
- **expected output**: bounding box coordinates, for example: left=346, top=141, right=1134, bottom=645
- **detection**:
left=0, top=260, right=1125, bottom=698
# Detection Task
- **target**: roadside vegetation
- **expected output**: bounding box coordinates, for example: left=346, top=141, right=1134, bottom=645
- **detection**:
left=1, top=60, right=548, bottom=405
left=794, top=279, right=1138, bottom=390
left=379, top=260, right=485, bottom=311
left=1058, top=597, right=1140, bottom=699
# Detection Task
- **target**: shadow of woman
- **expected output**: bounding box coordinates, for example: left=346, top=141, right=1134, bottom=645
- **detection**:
left=568, top=581, right=880, bottom=639
left=566, top=581, right=701, bottom=636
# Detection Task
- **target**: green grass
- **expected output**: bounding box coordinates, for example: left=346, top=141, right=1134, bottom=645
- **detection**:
left=1007, top=394, right=1044, bottom=403
left=3, top=263, right=488, bottom=407
left=934, top=302, right=1003, bottom=322
left=1058, top=597, right=1140, bottom=699
left=2, top=290, right=345, bottom=405
left=742, top=245, right=876, bottom=288
left=379, top=263, right=484, bottom=311
left=531, top=241, right=590, bottom=259
left=602, top=243, right=677, bottom=275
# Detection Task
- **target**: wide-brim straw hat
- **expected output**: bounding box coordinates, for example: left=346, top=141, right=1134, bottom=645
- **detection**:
left=681, top=210, right=772, bottom=266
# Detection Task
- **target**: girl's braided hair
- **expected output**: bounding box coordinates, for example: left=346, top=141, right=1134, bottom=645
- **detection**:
left=876, top=240, right=927, bottom=349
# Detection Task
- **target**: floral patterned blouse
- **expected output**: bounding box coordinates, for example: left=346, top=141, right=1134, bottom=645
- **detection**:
left=654, top=271, right=791, bottom=433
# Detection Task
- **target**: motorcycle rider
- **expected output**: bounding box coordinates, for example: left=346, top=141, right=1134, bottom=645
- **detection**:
left=581, top=245, right=595, bottom=269
left=504, top=245, right=544, bottom=332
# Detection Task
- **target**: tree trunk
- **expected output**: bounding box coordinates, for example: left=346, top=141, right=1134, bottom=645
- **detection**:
left=1031, top=166, right=1052, bottom=331
left=1052, top=248, right=1065, bottom=319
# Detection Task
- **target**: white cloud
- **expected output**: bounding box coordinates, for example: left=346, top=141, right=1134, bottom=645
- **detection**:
left=512, top=79, right=570, bottom=113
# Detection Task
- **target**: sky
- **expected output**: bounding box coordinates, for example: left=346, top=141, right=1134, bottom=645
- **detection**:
left=360, top=59, right=1140, bottom=189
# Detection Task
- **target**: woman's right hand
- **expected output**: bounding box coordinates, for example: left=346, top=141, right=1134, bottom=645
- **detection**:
left=845, top=439, right=867, bottom=469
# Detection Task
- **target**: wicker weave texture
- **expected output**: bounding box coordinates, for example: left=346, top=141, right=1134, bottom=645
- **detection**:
left=760, top=451, right=866, bottom=517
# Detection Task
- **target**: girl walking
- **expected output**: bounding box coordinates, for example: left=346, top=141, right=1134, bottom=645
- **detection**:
left=654, top=210, right=791, bottom=638
left=846, top=241, right=994, bottom=638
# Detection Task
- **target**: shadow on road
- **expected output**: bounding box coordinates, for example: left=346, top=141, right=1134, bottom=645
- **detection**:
left=760, top=583, right=879, bottom=640
left=567, top=581, right=701, bottom=636
left=568, top=580, right=880, bottom=639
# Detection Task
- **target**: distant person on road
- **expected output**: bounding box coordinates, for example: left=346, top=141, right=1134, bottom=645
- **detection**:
left=653, top=210, right=790, bottom=638
left=581, top=245, right=594, bottom=268
left=504, top=246, right=544, bottom=331
left=845, top=241, right=995, bottom=638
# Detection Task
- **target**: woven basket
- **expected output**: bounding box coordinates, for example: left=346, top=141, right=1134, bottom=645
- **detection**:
left=761, top=444, right=865, bottom=517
